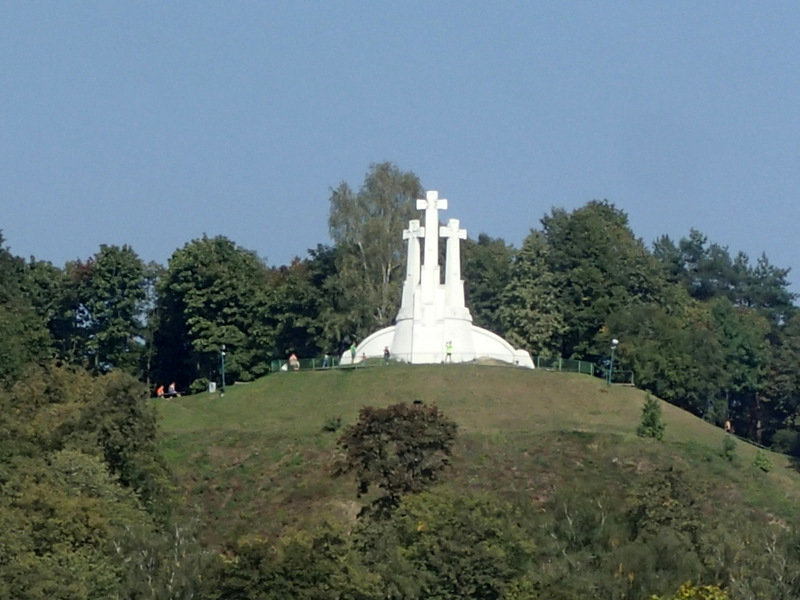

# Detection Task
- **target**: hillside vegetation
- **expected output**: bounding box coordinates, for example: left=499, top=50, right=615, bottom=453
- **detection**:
left=156, top=363, right=800, bottom=598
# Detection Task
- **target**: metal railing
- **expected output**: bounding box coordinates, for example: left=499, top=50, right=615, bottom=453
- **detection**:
left=270, top=355, right=632, bottom=382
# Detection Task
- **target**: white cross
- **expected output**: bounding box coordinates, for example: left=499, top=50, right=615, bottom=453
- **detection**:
left=440, top=218, right=467, bottom=285
left=416, top=190, right=447, bottom=269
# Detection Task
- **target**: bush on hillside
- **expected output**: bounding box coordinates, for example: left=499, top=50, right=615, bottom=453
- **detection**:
left=753, top=450, right=773, bottom=473
left=650, top=582, right=730, bottom=599
left=637, top=394, right=665, bottom=441
left=722, top=435, right=737, bottom=462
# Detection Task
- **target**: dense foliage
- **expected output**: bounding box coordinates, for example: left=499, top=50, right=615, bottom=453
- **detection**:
left=0, top=366, right=213, bottom=599
left=3, top=161, right=800, bottom=598
left=2, top=165, right=798, bottom=449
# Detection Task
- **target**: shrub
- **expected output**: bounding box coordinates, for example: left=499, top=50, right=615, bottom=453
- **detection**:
left=189, top=377, right=209, bottom=395
left=637, top=394, right=665, bottom=441
left=650, top=582, right=730, bottom=599
left=753, top=450, right=773, bottom=473
left=322, top=415, right=342, bottom=432
left=721, top=435, right=737, bottom=462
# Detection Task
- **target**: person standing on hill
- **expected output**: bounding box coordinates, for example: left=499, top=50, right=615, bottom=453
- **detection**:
left=350, top=342, right=357, bottom=364
left=445, top=341, right=453, bottom=363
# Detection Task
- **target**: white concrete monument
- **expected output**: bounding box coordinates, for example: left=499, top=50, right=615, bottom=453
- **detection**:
left=342, top=191, right=534, bottom=368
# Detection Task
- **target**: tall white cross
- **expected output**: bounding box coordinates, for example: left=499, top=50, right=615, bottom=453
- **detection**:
left=440, top=218, right=467, bottom=288
left=402, top=219, right=425, bottom=286
left=416, top=190, right=447, bottom=270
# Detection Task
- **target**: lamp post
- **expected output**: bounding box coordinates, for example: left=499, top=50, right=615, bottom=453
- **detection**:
left=220, top=344, right=226, bottom=397
left=607, top=338, right=619, bottom=387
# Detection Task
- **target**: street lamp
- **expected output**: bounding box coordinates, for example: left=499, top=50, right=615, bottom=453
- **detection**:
left=220, top=344, right=226, bottom=397
left=606, top=338, right=619, bottom=387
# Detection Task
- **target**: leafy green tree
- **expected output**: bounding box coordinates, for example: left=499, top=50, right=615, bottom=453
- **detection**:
left=79, top=244, right=147, bottom=374
left=263, top=257, right=326, bottom=359
left=0, top=303, right=52, bottom=382
left=710, top=299, right=770, bottom=441
left=155, top=235, right=273, bottom=391
left=354, top=489, right=533, bottom=600
left=336, top=402, right=458, bottom=512
left=763, top=312, right=800, bottom=438
left=0, top=452, right=142, bottom=600
left=607, top=301, right=726, bottom=417
left=540, top=200, right=669, bottom=359
left=462, top=233, right=514, bottom=334
left=498, top=230, right=565, bottom=356
left=0, top=234, right=53, bottom=380
left=328, top=162, right=423, bottom=341
left=21, top=258, right=75, bottom=363
left=209, top=526, right=380, bottom=600
left=0, top=365, right=209, bottom=599
left=72, top=370, right=174, bottom=518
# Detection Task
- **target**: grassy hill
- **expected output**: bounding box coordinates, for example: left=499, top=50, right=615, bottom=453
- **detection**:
left=155, top=363, right=800, bottom=548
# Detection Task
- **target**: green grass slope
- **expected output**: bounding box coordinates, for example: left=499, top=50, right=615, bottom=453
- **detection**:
left=155, top=363, right=800, bottom=547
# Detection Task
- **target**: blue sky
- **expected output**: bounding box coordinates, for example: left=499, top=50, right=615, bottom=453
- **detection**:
left=3, top=2, right=799, bottom=291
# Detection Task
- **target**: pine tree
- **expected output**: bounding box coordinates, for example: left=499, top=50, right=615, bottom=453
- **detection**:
left=637, top=394, right=665, bottom=441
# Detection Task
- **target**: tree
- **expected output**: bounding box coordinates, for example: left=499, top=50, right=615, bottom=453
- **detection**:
left=711, top=299, right=770, bottom=441
left=328, top=162, right=424, bottom=341
left=79, top=245, right=147, bottom=374
left=637, top=394, right=666, bottom=440
left=540, top=201, right=670, bottom=360
left=263, top=258, right=326, bottom=359
left=762, top=312, right=800, bottom=438
left=0, top=366, right=208, bottom=599
left=498, top=230, right=565, bottom=356
left=0, top=234, right=53, bottom=380
left=0, top=304, right=52, bottom=382
left=606, top=301, right=726, bottom=417
left=154, top=235, right=273, bottom=391
left=209, top=525, right=380, bottom=600
left=462, top=233, right=514, bottom=334
left=336, top=402, right=458, bottom=512
left=738, top=253, right=796, bottom=323
left=354, top=489, right=533, bottom=600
